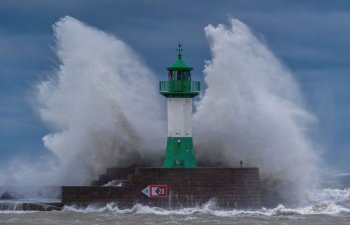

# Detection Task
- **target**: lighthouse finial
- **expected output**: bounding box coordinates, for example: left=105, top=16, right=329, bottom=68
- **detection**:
left=177, top=42, right=183, bottom=59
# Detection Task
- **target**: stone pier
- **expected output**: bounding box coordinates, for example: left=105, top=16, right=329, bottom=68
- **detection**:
left=62, top=167, right=261, bottom=209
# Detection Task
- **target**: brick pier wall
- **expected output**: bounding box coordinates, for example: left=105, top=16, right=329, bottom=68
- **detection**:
left=62, top=167, right=261, bottom=209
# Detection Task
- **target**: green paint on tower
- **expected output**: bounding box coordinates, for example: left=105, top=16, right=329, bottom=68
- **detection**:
left=162, top=137, right=196, bottom=168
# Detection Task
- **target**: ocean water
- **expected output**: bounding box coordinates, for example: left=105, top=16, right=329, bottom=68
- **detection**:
left=1, top=188, right=350, bottom=225
left=0, top=202, right=349, bottom=225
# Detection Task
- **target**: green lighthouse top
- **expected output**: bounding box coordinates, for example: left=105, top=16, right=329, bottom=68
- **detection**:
left=167, top=42, right=193, bottom=71
left=160, top=42, right=200, bottom=98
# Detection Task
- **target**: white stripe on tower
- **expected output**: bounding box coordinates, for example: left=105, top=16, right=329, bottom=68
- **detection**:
left=167, top=98, right=192, bottom=137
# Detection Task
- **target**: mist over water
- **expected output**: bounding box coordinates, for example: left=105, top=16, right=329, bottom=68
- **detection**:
left=194, top=19, right=321, bottom=204
left=0, top=17, right=326, bottom=207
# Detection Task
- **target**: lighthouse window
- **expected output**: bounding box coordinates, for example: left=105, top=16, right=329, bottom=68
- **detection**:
left=170, top=71, right=176, bottom=80
left=177, top=71, right=182, bottom=80
left=183, top=71, right=190, bottom=80
left=169, top=71, right=191, bottom=80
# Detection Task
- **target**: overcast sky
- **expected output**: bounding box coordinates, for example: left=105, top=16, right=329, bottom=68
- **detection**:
left=0, top=0, right=349, bottom=172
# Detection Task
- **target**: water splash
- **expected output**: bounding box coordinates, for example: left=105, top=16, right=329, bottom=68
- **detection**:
left=308, top=188, right=350, bottom=207
left=194, top=19, right=321, bottom=205
left=35, top=16, right=166, bottom=185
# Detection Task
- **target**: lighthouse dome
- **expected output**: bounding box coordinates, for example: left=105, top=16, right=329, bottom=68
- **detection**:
left=167, top=43, right=193, bottom=71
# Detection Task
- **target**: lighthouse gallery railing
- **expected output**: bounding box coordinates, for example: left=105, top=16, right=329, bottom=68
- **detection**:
left=159, top=81, right=200, bottom=93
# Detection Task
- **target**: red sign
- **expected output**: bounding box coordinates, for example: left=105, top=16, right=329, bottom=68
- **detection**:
left=150, top=185, right=168, bottom=198
left=141, top=185, right=168, bottom=198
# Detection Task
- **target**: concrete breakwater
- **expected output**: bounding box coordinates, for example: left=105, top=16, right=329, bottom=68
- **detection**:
left=0, top=167, right=261, bottom=210
left=62, top=167, right=261, bottom=209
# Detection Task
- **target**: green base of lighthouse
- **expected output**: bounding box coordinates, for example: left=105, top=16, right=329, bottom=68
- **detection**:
left=162, top=137, right=196, bottom=168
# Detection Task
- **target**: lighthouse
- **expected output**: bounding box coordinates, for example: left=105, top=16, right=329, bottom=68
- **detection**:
left=159, top=43, right=200, bottom=168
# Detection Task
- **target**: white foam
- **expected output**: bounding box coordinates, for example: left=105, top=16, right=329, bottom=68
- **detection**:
left=61, top=199, right=350, bottom=217
left=2, top=188, right=349, bottom=216
left=102, top=180, right=123, bottom=187
left=307, top=188, right=350, bottom=204
left=0, top=201, right=38, bottom=214
left=2, top=196, right=349, bottom=216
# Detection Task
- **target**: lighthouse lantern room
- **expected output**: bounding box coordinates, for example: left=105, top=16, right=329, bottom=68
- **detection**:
left=159, top=43, right=200, bottom=168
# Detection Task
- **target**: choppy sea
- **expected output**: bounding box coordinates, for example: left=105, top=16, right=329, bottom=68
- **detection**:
left=1, top=188, right=349, bottom=225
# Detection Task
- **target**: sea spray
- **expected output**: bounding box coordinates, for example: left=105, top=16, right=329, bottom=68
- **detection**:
left=194, top=19, right=321, bottom=205
left=36, top=16, right=166, bottom=185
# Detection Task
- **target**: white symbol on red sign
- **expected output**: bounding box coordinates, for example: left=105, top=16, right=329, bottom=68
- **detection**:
left=141, top=185, right=168, bottom=198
